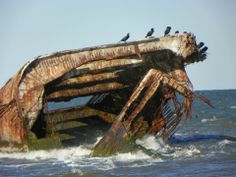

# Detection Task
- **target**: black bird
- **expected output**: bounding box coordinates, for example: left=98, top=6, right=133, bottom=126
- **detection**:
left=197, top=42, right=204, bottom=48
left=175, top=30, right=179, bottom=34
left=145, top=28, right=154, bottom=38
left=164, top=26, right=171, bottom=36
left=120, top=33, right=130, bottom=42
left=200, top=46, right=208, bottom=53
left=199, top=53, right=207, bottom=62
left=183, top=31, right=187, bottom=34
left=201, top=53, right=207, bottom=58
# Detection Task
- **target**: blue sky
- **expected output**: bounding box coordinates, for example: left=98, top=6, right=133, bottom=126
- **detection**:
left=0, top=0, right=236, bottom=90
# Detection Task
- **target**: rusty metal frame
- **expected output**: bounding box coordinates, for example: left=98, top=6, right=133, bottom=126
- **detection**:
left=0, top=33, right=210, bottom=153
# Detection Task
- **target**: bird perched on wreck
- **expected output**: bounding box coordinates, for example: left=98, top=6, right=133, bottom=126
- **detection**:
left=145, top=28, right=154, bottom=38
left=164, top=26, right=171, bottom=36
left=197, top=43, right=208, bottom=61
left=200, top=46, right=208, bottom=53
left=175, top=30, right=179, bottom=34
left=120, top=33, right=130, bottom=42
left=197, top=42, right=205, bottom=48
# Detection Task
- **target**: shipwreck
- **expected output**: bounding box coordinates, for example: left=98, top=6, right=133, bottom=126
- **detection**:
left=0, top=33, right=211, bottom=156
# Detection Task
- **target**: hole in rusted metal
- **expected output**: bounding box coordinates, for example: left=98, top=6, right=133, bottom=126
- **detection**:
left=46, top=96, right=93, bottom=112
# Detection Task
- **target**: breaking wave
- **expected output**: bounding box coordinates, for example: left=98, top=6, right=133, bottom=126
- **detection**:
left=0, top=134, right=234, bottom=172
left=0, top=135, right=205, bottom=162
left=136, top=135, right=201, bottom=159
left=0, top=146, right=91, bottom=161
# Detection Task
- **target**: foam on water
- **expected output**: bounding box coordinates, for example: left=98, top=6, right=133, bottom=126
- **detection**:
left=201, top=116, right=217, bottom=123
left=218, top=139, right=233, bottom=148
left=65, top=150, right=157, bottom=171
left=206, top=140, right=234, bottom=156
left=0, top=146, right=91, bottom=161
left=136, top=135, right=172, bottom=154
left=0, top=140, right=160, bottom=171
left=1, top=134, right=232, bottom=172
left=94, top=136, right=103, bottom=146
left=230, top=105, right=236, bottom=109
left=172, top=145, right=201, bottom=158
left=136, top=135, right=201, bottom=159
left=114, top=150, right=151, bottom=161
left=136, top=135, right=165, bottom=150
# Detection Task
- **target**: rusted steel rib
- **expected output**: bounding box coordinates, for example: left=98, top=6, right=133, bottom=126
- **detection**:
left=47, top=82, right=127, bottom=101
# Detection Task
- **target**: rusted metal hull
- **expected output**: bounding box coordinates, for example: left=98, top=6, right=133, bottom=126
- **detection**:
left=0, top=34, right=210, bottom=154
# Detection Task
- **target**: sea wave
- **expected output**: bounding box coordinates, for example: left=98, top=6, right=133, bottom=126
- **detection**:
left=1, top=134, right=227, bottom=172
left=0, top=135, right=202, bottom=161
left=0, top=146, right=91, bottom=161
left=136, top=135, right=201, bottom=160
left=114, top=150, right=151, bottom=161
left=136, top=135, right=167, bottom=151
left=218, top=139, right=233, bottom=148
left=172, top=145, right=201, bottom=158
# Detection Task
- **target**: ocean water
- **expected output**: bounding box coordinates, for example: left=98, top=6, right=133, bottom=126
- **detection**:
left=0, top=89, right=236, bottom=177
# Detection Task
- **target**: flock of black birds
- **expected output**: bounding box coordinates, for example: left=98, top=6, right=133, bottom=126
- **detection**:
left=120, top=26, right=208, bottom=59
left=120, top=26, right=173, bottom=42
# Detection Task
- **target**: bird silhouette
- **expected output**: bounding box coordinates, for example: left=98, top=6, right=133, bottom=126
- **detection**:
left=120, top=33, right=130, bottom=42
left=201, top=53, right=207, bottom=58
left=197, top=42, right=204, bottom=48
left=200, top=46, right=208, bottom=53
left=145, top=28, right=154, bottom=38
left=175, top=30, right=179, bottom=34
left=164, top=26, right=171, bottom=36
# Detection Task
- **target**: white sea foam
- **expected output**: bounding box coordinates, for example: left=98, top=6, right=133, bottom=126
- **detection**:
left=0, top=146, right=91, bottom=161
left=0, top=135, right=204, bottom=172
left=69, top=150, right=156, bottom=171
left=136, top=135, right=172, bottom=154
left=136, top=135, right=165, bottom=151
left=0, top=144, right=156, bottom=171
left=114, top=150, right=151, bottom=161
left=206, top=140, right=232, bottom=155
left=136, top=135, right=201, bottom=160
left=85, top=158, right=117, bottom=170
left=201, top=116, right=217, bottom=123
left=230, top=105, right=236, bottom=109
left=94, top=136, right=103, bottom=146
left=174, top=132, right=183, bottom=136
left=218, top=139, right=232, bottom=148
left=172, top=145, right=201, bottom=158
